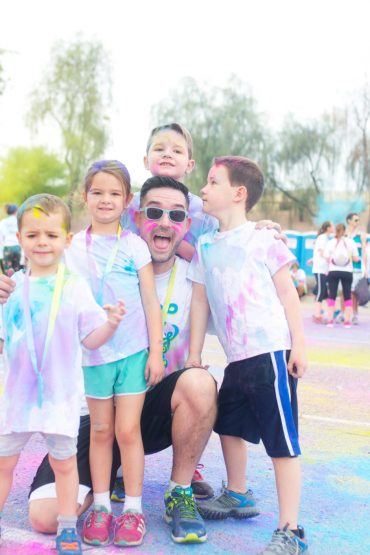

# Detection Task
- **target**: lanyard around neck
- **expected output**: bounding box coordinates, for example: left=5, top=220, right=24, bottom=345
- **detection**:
left=85, top=224, right=122, bottom=305
left=161, top=260, right=177, bottom=326
left=23, top=263, right=65, bottom=407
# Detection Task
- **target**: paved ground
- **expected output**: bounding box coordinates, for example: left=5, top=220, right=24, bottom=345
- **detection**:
left=1, top=297, right=369, bottom=554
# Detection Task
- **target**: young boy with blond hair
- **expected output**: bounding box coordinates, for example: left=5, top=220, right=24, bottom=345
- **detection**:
left=0, top=194, right=124, bottom=554
left=187, top=156, right=309, bottom=554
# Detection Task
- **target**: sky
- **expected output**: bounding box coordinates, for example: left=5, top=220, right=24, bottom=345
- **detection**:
left=1, top=0, right=370, bottom=186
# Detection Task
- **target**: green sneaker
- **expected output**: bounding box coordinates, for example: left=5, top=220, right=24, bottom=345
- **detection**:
left=197, top=482, right=259, bottom=520
left=259, top=524, right=309, bottom=554
left=164, top=486, right=207, bottom=544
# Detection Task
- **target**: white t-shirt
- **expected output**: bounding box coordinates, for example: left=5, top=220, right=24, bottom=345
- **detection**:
left=324, top=237, right=359, bottom=273
left=188, top=222, right=295, bottom=363
left=155, top=257, right=192, bottom=375
left=0, top=270, right=107, bottom=437
left=65, top=229, right=151, bottom=366
left=121, top=191, right=218, bottom=247
left=312, top=233, right=330, bottom=274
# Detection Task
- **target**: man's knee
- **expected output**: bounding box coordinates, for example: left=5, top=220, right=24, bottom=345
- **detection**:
left=29, top=499, right=58, bottom=534
left=173, top=368, right=217, bottom=412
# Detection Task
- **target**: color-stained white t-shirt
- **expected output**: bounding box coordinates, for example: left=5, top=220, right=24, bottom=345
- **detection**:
left=188, top=222, right=295, bottom=363
left=0, top=270, right=107, bottom=437
left=324, top=237, right=359, bottom=273
left=155, top=257, right=192, bottom=375
left=65, top=229, right=151, bottom=366
left=121, top=191, right=218, bottom=247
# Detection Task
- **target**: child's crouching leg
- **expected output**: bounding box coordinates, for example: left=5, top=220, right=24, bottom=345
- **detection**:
left=49, top=453, right=79, bottom=518
left=0, top=453, right=20, bottom=511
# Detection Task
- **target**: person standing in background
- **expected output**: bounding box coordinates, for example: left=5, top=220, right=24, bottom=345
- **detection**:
left=345, top=213, right=368, bottom=324
left=0, top=205, right=22, bottom=275
left=312, top=221, right=333, bottom=323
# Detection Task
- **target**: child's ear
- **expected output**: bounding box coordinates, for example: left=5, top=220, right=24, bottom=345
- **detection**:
left=65, top=232, right=74, bottom=248
left=234, top=185, right=247, bottom=203
left=185, top=159, right=195, bottom=175
left=143, top=155, right=149, bottom=170
left=82, top=191, right=88, bottom=203
left=16, top=231, right=22, bottom=246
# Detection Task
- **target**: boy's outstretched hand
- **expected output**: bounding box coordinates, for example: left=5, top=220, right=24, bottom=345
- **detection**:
left=103, top=299, right=126, bottom=328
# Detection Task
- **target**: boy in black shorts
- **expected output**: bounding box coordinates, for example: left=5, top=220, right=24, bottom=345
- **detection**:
left=187, top=156, right=309, bottom=554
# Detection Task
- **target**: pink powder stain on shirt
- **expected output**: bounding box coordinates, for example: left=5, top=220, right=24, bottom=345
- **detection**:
left=226, top=304, right=234, bottom=340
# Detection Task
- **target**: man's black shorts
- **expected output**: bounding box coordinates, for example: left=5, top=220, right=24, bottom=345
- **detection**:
left=214, top=351, right=301, bottom=458
left=29, top=368, right=187, bottom=497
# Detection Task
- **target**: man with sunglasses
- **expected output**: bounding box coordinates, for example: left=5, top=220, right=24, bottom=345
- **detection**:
left=346, top=212, right=368, bottom=324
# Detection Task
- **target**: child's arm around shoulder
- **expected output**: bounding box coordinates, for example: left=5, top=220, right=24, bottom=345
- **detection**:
left=273, top=264, right=307, bottom=378
left=138, top=262, right=164, bottom=386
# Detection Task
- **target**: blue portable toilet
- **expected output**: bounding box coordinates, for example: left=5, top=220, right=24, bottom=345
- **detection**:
left=285, top=230, right=303, bottom=267
left=300, top=231, right=317, bottom=276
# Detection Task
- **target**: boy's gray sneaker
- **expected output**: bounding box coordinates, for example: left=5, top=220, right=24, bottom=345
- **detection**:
left=197, top=482, right=259, bottom=520
left=259, top=524, right=309, bottom=554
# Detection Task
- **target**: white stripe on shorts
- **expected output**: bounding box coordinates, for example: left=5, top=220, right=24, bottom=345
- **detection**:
left=270, top=351, right=295, bottom=457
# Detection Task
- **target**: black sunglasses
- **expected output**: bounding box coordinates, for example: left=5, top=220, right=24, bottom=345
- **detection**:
left=139, top=206, right=188, bottom=223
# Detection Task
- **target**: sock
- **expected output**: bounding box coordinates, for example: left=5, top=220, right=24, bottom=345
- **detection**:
left=123, top=495, right=142, bottom=514
left=93, top=491, right=111, bottom=512
left=168, top=480, right=191, bottom=492
left=57, top=515, right=77, bottom=535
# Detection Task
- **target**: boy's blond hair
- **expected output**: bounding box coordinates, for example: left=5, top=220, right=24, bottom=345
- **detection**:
left=147, top=123, right=194, bottom=159
left=17, top=194, right=71, bottom=232
left=214, top=156, right=264, bottom=212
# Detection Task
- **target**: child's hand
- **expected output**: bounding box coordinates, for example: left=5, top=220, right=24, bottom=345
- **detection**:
left=145, top=352, right=164, bottom=386
left=287, top=347, right=307, bottom=378
left=255, top=220, right=288, bottom=245
left=255, top=219, right=281, bottom=232
left=0, top=339, right=3, bottom=355
left=0, top=273, right=16, bottom=304
left=185, top=355, right=207, bottom=369
left=103, top=299, right=126, bottom=329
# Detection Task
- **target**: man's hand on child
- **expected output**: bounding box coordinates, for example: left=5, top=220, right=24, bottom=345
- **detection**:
left=103, top=299, right=126, bottom=328
left=145, top=352, right=164, bottom=386
left=287, top=348, right=307, bottom=378
left=0, top=274, right=15, bottom=304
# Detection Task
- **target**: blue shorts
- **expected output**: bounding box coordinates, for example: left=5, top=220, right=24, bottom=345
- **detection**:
left=214, top=350, right=300, bottom=458
left=83, top=349, right=148, bottom=399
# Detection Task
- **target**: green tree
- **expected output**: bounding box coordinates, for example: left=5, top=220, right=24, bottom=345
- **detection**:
left=348, top=83, right=370, bottom=231
left=273, top=112, right=341, bottom=218
left=27, top=38, right=112, bottom=209
left=0, top=146, right=66, bottom=205
left=151, top=76, right=273, bottom=194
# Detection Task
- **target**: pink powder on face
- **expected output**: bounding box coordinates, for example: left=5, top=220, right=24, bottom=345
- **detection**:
left=142, top=220, right=159, bottom=234
left=170, top=222, right=183, bottom=234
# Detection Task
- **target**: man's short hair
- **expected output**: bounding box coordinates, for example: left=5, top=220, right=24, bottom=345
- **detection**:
left=139, top=176, right=190, bottom=208
left=146, top=123, right=193, bottom=159
left=17, top=194, right=71, bottom=232
left=214, top=156, right=264, bottom=212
